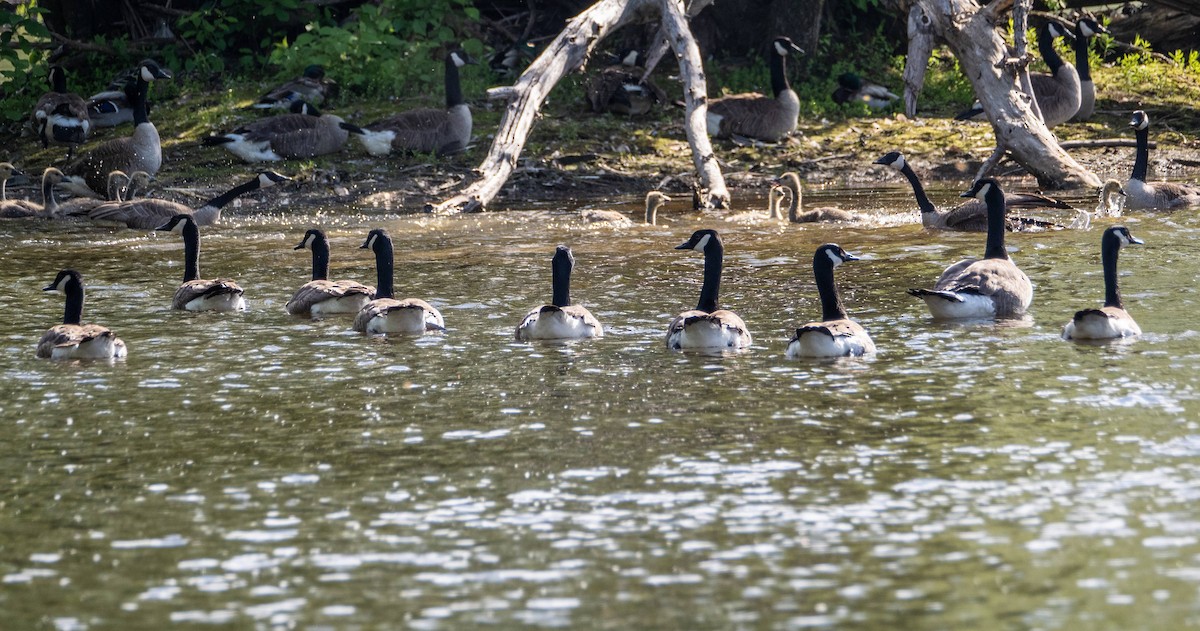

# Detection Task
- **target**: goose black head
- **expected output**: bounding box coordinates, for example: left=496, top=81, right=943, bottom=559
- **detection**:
left=676, top=229, right=722, bottom=252
left=962, top=178, right=1001, bottom=200
left=302, top=65, right=326, bottom=79
left=772, top=36, right=804, bottom=57
left=1108, top=225, right=1144, bottom=247
left=449, top=49, right=479, bottom=68
left=138, top=59, right=173, bottom=81
left=816, top=243, right=859, bottom=268
left=44, top=269, right=82, bottom=293
left=553, top=245, right=575, bottom=268
left=258, top=171, right=290, bottom=188
left=1077, top=17, right=1109, bottom=38
left=361, top=228, right=391, bottom=251
left=295, top=228, right=326, bottom=250
left=1045, top=21, right=1075, bottom=40
left=1130, top=110, right=1149, bottom=131
left=873, top=151, right=905, bottom=170
left=155, top=213, right=194, bottom=233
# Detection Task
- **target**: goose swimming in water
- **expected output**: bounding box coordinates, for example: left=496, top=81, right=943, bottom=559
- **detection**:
left=774, top=172, right=859, bottom=223
left=515, top=245, right=604, bottom=341
left=786, top=244, right=876, bottom=358
left=643, top=191, right=672, bottom=225
left=908, top=179, right=1034, bottom=319
left=354, top=229, right=445, bottom=335
left=286, top=229, right=375, bottom=316
left=38, top=269, right=127, bottom=360
left=156, top=214, right=247, bottom=312
left=1062, top=225, right=1143, bottom=341
left=666, top=229, right=752, bottom=350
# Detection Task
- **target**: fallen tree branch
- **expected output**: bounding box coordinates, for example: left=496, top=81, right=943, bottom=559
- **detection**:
left=1058, top=139, right=1154, bottom=149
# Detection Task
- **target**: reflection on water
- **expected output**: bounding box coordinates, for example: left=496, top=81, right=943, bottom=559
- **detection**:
left=1, top=186, right=1199, bottom=628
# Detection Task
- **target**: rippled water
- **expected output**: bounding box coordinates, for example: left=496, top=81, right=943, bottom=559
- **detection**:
left=2, top=187, right=1200, bottom=629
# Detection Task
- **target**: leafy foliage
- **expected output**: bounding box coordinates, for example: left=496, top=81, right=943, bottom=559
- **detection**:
left=0, top=4, right=51, bottom=125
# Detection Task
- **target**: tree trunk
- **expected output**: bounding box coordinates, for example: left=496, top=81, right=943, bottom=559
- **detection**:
left=431, top=0, right=729, bottom=213
left=913, top=0, right=1099, bottom=189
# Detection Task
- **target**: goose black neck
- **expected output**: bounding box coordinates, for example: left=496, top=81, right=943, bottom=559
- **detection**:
left=445, top=55, right=464, bottom=108
left=205, top=178, right=259, bottom=211
left=373, top=239, right=395, bottom=300
left=51, top=68, right=68, bottom=94
left=310, top=236, right=330, bottom=281
left=132, top=79, right=150, bottom=126
left=899, top=162, right=937, bottom=215
left=1101, top=233, right=1124, bottom=308
left=696, top=242, right=723, bottom=313
left=62, top=278, right=84, bottom=325
left=982, top=186, right=1008, bottom=260
left=1074, top=26, right=1092, bottom=81
left=769, top=46, right=790, bottom=97
left=814, top=254, right=848, bottom=321
left=1039, top=26, right=1065, bottom=74
left=182, top=221, right=201, bottom=282
left=1131, top=125, right=1149, bottom=182
left=551, top=256, right=572, bottom=307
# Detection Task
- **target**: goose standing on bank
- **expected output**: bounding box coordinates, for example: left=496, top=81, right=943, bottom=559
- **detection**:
left=1, top=167, right=67, bottom=219
left=286, top=229, right=375, bottom=316
left=155, top=214, right=247, bottom=312
left=667, top=229, right=752, bottom=350
left=255, top=65, right=334, bottom=110
left=63, top=60, right=172, bottom=198
left=350, top=49, right=476, bottom=156
left=908, top=178, right=1034, bottom=319
left=1071, top=17, right=1110, bottom=121
left=707, top=37, right=804, bottom=142
left=873, top=151, right=1070, bottom=231
left=774, top=172, right=859, bottom=222
left=354, top=229, right=445, bottom=335
left=32, top=66, right=90, bottom=159
left=515, top=245, right=604, bottom=341
left=37, top=269, right=127, bottom=360
left=786, top=244, right=875, bottom=358
left=643, top=190, right=672, bottom=225
left=205, top=101, right=359, bottom=162
left=1125, top=110, right=1200, bottom=209
left=77, top=171, right=289, bottom=229
left=1062, top=225, right=1143, bottom=341
left=955, top=22, right=1080, bottom=128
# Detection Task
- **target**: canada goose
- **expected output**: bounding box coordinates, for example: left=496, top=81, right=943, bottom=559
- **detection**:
left=774, top=172, right=859, bottom=223
left=354, top=228, right=445, bottom=334
left=832, top=72, right=898, bottom=109
left=286, top=229, right=375, bottom=316
left=644, top=191, right=672, bottom=225
left=786, top=244, right=876, bottom=358
left=488, top=40, right=537, bottom=78
left=667, top=229, right=752, bottom=350
left=350, top=49, right=477, bottom=157
left=955, top=22, right=1080, bottom=128
left=38, top=269, right=127, bottom=359
left=254, top=65, right=334, bottom=110
left=76, top=171, right=289, bottom=229
left=1096, top=179, right=1126, bottom=216
left=1125, top=110, right=1200, bottom=209
left=32, top=66, right=90, bottom=159
left=155, top=214, right=247, bottom=312
left=1071, top=17, right=1109, bottom=121
left=873, top=151, right=1070, bottom=231
left=205, top=102, right=359, bottom=162
left=586, top=50, right=669, bottom=116
left=57, top=170, right=131, bottom=217
left=63, top=60, right=172, bottom=198
left=707, top=37, right=804, bottom=142
left=1062, top=225, right=1143, bottom=341
left=515, top=245, right=604, bottom=341
left=1, top=167, right=67, bottom=219
left=908, top=178, right=1034, bottom=319
left=724, top=185, right=787, bottom=224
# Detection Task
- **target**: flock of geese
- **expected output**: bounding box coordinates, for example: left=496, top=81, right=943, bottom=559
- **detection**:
left=9, top=24, right=1200, bottom=360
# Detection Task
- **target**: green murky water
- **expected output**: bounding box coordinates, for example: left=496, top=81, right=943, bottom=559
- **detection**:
left=2, top=187, right=1200, bottom=629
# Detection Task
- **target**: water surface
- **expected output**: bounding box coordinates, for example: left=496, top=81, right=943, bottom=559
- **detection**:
left=2, top=187, right=1199, bottom=629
